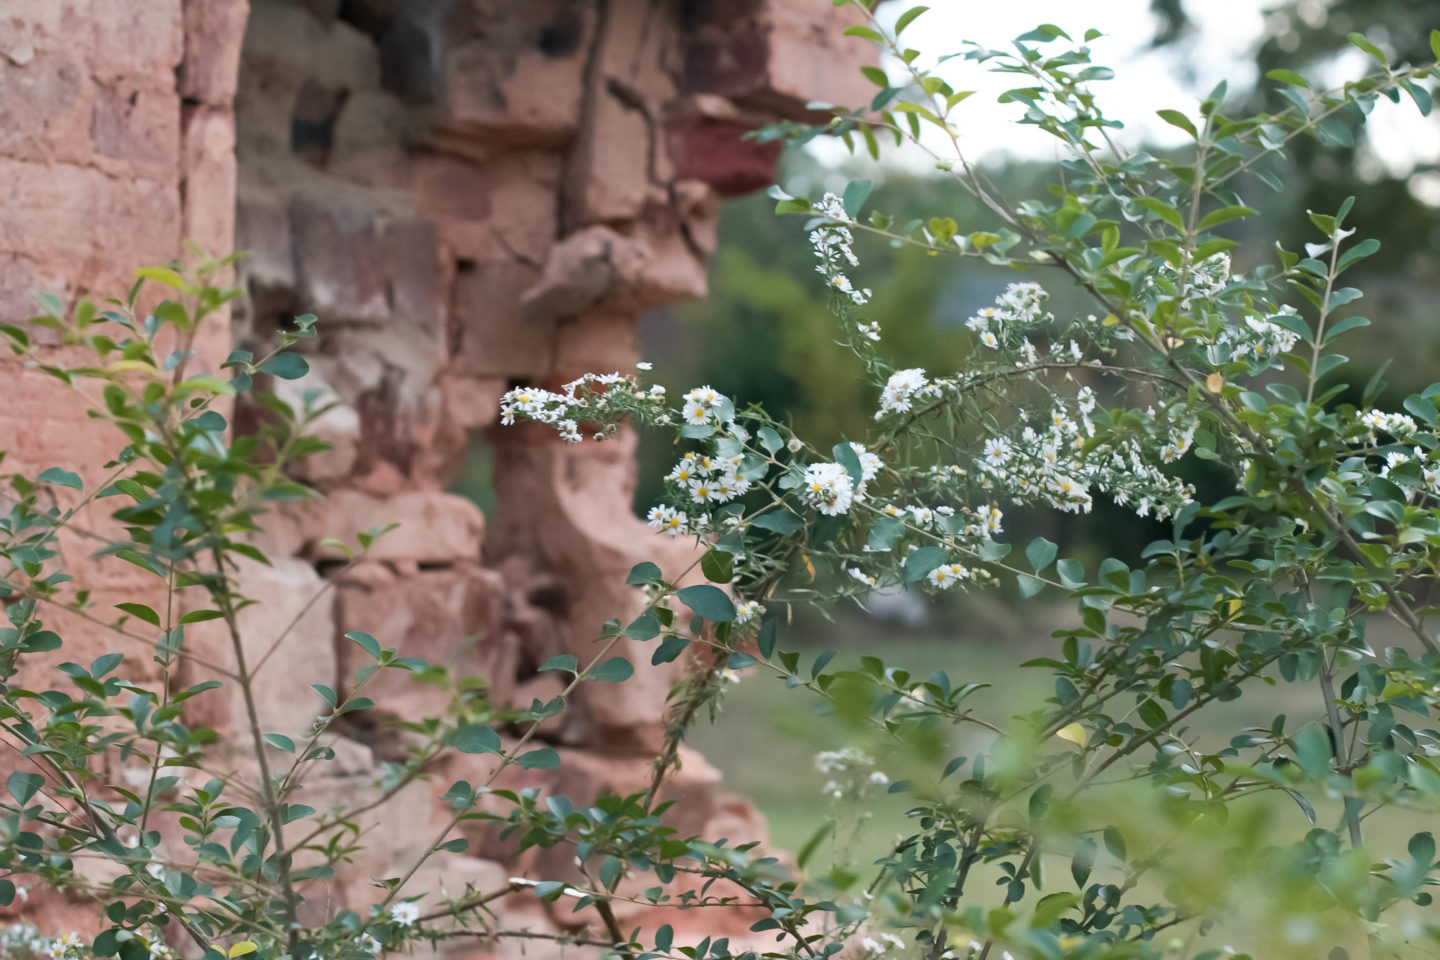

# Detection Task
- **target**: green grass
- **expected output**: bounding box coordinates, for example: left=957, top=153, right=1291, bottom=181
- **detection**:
left=687, top=600, right=1412, bottom=872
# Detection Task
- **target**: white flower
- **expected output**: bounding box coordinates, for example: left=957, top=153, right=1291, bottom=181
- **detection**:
left=716, top=668, right=742, bottom=684
left=356, top=933, right=382, bottom=955
left=849, top=567, right=878, bottom=586
left=878, top=368, right=929, bottom=417
left=682, top=399, right=711, bottom=426
left=802, top=462, right=855, bottom=516
left=647, top=506, right=688, bottom=536
left=735, top=600, right=764, bottom=623
left=787, top=437, right=804, bottom=453
left=868, top=771, right=890, bottom=786
left=686, top=385, right=722, bottom=408
left=688, top=478, right=722, bottom=503
left=848, top=442, right=882, bottom=481
left=927, top=564, right=965, bottom=590
left=983, top=438, right=1011, bottom=466
left=389, top=901, right=419, bottom=926
left=980, top=330, right=999, bottom=349
left=636, top=361, right=653, bottom=371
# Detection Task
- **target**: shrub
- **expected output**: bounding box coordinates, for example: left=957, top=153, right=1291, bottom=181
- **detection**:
left=2, top=11, right=1440, bottom=960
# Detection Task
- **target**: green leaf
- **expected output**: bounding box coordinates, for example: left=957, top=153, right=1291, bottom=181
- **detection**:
left=449, top=723, right=502, bottom=755
left=1198, top=206, right=1257, bottom=231
left=903, top=546, right=947, bottom=583
left=7, top=771, right=43, bottom=805
left=626, top=562, right=663, bottom=585
left=1134, top=196, right=1184, bottom=231
left=259, top=352, right=309, bottom=380
left=833, top=441, right=865, bottom=487
left=540, top=654, right=578, bottom=674
left=346, top=631, right=382, bottom=659
left=263, top=734, right=296, bottom=753
left=751, top=510, right=803, bottom=534
left=843, top=24, right=883, bottom=42
left=116, top=602, right=161, bottom=627
left=312, top=684, right=337, bottom=707
left=1055, top=558, right=1084, bottom=589
left=652, top=635, right=690, bottom=665
left=178, top=609, right=224, bottom=624
left=135, top=266, right=187, bottom=290
left=1346, top=32, right=1388, bottom=67
left=623, top=610, right=660, bottom=641
left=1266, top=68, right=1309, bottom=88
left=676, top=584, right=736, bottom=622
left=37, top=467, right=82, bottom=491
left=758, top=427, right=783, bottom=454
left=701, top=549, right=734, bottom=584
left=1155, top=109, right=1197, bottom=138
left=894, top=6, right=929, bottom=34
left=1025, top=537, right=1057, bottom=572
left=860, top=66, right=889, bottom=87
left=842, top=179, right=872, bottom=218
left=516, top=747, right=560, bottom=770
left=588, top=657, right=634, bottom=683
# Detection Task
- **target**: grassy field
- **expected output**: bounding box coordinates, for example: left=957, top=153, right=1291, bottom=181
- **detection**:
left=684, top=598, right=1424, bottom=930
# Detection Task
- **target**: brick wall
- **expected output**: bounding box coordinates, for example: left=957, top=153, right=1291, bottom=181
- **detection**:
left=0, top=0, right=870, bottom=953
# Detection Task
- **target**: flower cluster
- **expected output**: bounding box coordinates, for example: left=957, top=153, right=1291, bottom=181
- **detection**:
left=816, top=747, right=889, bottom=800
left=972, top=397, right=1195, bottom=520
left=877, top=367, right=936, bottom=418
left=811, top=193, right=871, bottom=306
left=1360, top=409, right=1419, bottom=443
left=499, top=371, right=666, bottom=441
left=1210, top=308, right=1302, bottom=367
left=964, top=281, right=1053, bottom=353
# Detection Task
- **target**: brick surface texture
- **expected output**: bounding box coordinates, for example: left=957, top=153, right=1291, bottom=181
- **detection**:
left=0, top=0, right=871, bottom=954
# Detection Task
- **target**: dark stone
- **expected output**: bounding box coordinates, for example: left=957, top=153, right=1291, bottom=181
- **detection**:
left=379, top=0, right=452, bottom=104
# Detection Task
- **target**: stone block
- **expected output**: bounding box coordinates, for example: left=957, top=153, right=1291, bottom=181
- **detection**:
left=434, top=0, right=591, bottom=147
left=319, top=489, right=485, bottom=564
left=336, top=561, right=514, bottom=714
left=182, top=556, right=339, bottom=743
left=289, top=199, right=444, bottom=335
left=89, top=1, right=185, bottom=84
left=182, top=106, right=238, bottom=257
left=0, top=36, right=92, bottom=165
left=90, top=78, right=181, bottom=174
left=681, top=0, right=874, bottom=117
left=181, top=0, right=250, bottom=106
left=450, top=258, right=553, bottom=380
left=414, top=151, right=559, bottom=266
left=666, top=107, right=781, bottom=198
left=0, top=158, right=180, bottom=277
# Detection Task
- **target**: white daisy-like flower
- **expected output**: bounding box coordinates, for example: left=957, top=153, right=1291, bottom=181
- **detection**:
left=687, top=479, right=721, bottom=503
left=636, top=361, right=653, bottom=371
left=980, top=330, right=999, bottom=349
left=927, top=564, right=963, bottom=590
left=735, top=600, right=764, bottom=623
left=983, top=438, right=1011, bottom=466
left=682, top=399, right=711, bottom=426
left=802, top=462, right=855, bottom=516
left=389, top=901, right=419, bottom=927
left=878, top=367, right=929, bottom=417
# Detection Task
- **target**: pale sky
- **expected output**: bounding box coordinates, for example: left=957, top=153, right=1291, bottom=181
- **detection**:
left=804, top=0, right=1440, bottom=197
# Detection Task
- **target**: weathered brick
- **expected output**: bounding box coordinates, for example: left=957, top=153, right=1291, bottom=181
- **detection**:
left=91, top=79, right=182, bottom=174
left=180, top=0, right=250, bottom=106
left=0, top=38, right=92, bottom=165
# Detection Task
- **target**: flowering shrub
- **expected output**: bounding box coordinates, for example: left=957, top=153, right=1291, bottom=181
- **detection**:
left=3, top=10, right=1440, bottom=960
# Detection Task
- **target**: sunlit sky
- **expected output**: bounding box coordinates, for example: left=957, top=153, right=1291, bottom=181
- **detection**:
left=805, top=0, right=1440, bottom=196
